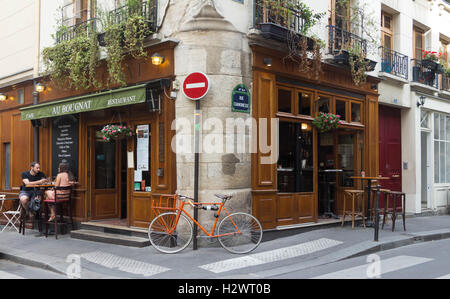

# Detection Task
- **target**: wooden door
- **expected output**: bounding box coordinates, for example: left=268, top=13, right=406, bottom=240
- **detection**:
left=379, top=106, right=402, bottom=192
left=89, top=126, right=120, bottom=219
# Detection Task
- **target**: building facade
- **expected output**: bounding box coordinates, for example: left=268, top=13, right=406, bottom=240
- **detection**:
left=0, top=0, right=448, bottom=232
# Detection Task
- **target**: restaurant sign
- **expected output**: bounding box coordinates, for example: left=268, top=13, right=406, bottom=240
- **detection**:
left=20, top=84, right=147, bottom=121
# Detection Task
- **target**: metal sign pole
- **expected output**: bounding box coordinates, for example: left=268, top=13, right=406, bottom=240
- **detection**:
left=193, top=101, right=200, bottom=250
left=374, top=184, right=381, bottom=242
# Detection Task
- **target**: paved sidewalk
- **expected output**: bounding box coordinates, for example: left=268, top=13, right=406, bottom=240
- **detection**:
left=0, top=215, right=449, bottom=279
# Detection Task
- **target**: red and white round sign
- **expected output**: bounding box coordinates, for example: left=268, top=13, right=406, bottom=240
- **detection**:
left=182, top=72, right=210, bottom=101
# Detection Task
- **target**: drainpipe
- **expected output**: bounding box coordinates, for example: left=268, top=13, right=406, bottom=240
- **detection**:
left=32, top=88, right=39, bottom=162
left=33, top=0, right=41, bottom=162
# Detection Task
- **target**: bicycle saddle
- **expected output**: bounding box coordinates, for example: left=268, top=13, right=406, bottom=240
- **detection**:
left=214, top=194, right=232, bottom=200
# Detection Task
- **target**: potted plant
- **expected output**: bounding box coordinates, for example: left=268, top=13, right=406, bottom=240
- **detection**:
left=421, top=50, right=442, bottom=72
left=101, top=124, right=134, bottom=142
left=312, top=112, right=342, bottom=133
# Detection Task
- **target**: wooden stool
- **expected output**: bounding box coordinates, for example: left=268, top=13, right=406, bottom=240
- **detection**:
left=342, top=190, right=365, bottom=229
left=382, top=191, right=406, bottom=231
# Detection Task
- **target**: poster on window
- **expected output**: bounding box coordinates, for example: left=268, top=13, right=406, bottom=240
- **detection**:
left=136, top=125, right=149, bottom=171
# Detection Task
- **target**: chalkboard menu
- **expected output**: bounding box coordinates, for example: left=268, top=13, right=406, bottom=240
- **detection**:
left=52, top=115, right=79, bottom=179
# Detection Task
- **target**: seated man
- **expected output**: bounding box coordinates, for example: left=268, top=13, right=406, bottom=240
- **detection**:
left=19, top=162, right=48, bottom=216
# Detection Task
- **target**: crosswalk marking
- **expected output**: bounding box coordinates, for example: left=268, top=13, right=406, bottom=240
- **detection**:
left=0, top=270, right=24, bottom=279
left=436, top=274, right=450, bottom=279
left=80, top=251, right=170, bottom=277
left=312, top=255, right=433, bottom=279
left=199, top=238, right=343, bottom=274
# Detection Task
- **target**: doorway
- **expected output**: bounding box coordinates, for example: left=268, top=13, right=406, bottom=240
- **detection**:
left=421, top=131, right=431, bottom=209
left=89, top=126, right=128, bottom=223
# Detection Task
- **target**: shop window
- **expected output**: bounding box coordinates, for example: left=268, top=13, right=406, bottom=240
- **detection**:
left=337, top=134, right=355, bottom=187
left=4, top=143, right=10, bottom=190
left=317, top=96, right=330, bottom=114
left=433, top=113, right=450, bottom=183
left=134, top=124, right=151, bottom=192
left=278, top=89, right=292, bottom=113
left=277, top=122, right=313, bottom=193
left=335, top=100, right=346, bottom=121
left=298, top=92, right=312, bottom=116
left=351, top=102, right=361, bottom=122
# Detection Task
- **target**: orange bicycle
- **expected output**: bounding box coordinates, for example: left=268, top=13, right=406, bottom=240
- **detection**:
left=148, top=194, right=263, bottom=254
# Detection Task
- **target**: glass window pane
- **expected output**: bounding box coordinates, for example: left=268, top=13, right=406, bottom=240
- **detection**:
left=277, top=122, right=295, bottom=193
left=351, top=103, right=361, bottom=122
left=134, top=124, right=151, bottom=192
left=317, top=96, right=330, bottom=114
left=435, top=141, right=440, bottom=183
left=446, top=116, right=450, bottom=141
left=278, top=89, right=292, bottom=113
left=447, top=143, right=450, bottom=184
left=298, top=92, right=311, bottom=116
left=434, top=114, right=440, bottom=139
left=4, top=143, right=10, bottom=190
left=299, top=123, right=313, bottom=192
left=440, top=115, right=445, bottom=140
left=420, top=110, right=429, bottom=129
left=18, top=89, right=24, bottom=105
left=440, top=142, right=446, bottom=183
left=335, top=100, right=346, bottom=121
left=95, top=130, right=116, bottom=189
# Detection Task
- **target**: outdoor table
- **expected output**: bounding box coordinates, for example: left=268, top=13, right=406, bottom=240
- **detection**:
left=349, top=176, right=389, bottom=227
left=321, top=169, right=343, bottom=219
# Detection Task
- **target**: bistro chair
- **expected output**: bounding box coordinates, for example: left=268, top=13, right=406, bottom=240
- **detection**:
left=44, top=185, right=73, bottom=239
left=382, top=191, right=406, bottom=231
left=342, top=189, right=365, bottom=229
left=369, top=180, right=391, bottom=222
left=1, top=195, right=22, bottom=233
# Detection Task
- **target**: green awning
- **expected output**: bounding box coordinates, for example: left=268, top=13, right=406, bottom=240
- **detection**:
left=20, top=84, right=147, bottom=121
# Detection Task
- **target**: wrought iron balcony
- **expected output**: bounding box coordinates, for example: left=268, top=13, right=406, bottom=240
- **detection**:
left=379, top=47, right=409, bottom=80
left=56, top=18, right=97, bottom=44
left=108, top=0, right=157, bottom=32
left=411, top=59, right=439, bottom=89
left=327, top=25, right=367, bottom=56
left=442, top=74, right=450, bottom=92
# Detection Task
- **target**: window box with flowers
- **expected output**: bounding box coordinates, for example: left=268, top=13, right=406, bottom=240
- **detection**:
left=101, top=124, right=134, bottom=142
left=422, top=50, right=444, bottom=73
left=312, top=112, right=342, bottom=133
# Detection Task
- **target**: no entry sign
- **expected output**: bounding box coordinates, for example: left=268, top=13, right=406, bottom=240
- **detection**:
left=182, top=72, right=210, bottom=100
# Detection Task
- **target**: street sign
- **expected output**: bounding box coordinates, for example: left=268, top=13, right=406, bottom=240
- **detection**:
left=182, top=72, right=210, bottom=100
left=232, top=84, right=250, bottom=113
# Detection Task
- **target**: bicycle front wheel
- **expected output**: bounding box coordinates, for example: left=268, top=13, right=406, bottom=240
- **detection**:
left=148, top=212, right=193, bottom=254
left=218, top=212, right=263, bottom=254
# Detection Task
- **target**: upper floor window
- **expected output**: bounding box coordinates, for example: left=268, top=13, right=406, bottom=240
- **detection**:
left=381, top=11, right=393, bottom=50
left=330, top=0, right=350, bottom=30
left=440, top=39, right=449, bottom=68
left=413, top=26, right=424, bottom=60
left=61, top=0, right=87, bottom=27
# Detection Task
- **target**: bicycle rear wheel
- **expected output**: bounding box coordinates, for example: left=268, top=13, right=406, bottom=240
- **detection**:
left=148, top=212, right=193, bottom=254
left=218, top=212, right=263, bottom=254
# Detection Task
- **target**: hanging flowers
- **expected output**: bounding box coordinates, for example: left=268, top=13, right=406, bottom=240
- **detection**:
left=312, top=112, right=342, bottom=133
left=101, top=124, right=134, bottom=142
left=422, top=50, right=442, bottom=62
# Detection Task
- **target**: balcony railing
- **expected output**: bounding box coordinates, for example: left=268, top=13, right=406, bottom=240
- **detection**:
left=254, top=0, right=307, bottom=35
left=56, top=18, right=97, bottom=44
left=411, top=59, right=439, bottom=89
left=327, top=25, right=367, bottom=56
left=108, top=0, right=157, bottom=32
left=442, top=74, right=450, bottom=92
left=379, top=47, right=409, bottom=80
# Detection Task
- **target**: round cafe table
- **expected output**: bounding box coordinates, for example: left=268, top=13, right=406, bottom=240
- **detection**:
left=349, top=176, right=389, bottom=227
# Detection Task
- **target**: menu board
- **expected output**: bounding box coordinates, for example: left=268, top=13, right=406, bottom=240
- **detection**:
left=52, top=115, right=79, bottom=179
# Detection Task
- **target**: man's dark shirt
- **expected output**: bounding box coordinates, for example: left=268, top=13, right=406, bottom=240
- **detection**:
left=21, top=171, right=46, bottom=191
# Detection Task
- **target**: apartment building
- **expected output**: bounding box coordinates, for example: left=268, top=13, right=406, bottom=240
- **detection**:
left=0, top=1, right=447, bottom=234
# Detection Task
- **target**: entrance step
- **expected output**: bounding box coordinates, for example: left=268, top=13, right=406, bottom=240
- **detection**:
left=70, top=222, right=150, bottom=247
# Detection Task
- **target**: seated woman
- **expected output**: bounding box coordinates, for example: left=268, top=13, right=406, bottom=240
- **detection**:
left=44, top=163, right=75, bottom=222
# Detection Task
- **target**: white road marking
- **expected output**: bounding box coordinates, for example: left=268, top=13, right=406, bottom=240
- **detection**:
left=0, top=270, right=24, bottom=279
left=186, top=83, right=206, bottom=89
left=80, top=251, right=170, bottom=277
left=312, top=255, right=433, bottom=279
left=199, top=238, right=343, bottom=274
left=436, top=274, right=450, bottom=279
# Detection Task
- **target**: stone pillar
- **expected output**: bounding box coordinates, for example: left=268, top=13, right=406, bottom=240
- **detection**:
left=173, top=1, right=253, bottom=232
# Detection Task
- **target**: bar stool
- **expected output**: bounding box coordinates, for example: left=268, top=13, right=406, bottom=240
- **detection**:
left=44, top=186, right=73, bottom=239
left=342, top=189, right=365, bottom=229
left=382, top=191, right=406, bottom=231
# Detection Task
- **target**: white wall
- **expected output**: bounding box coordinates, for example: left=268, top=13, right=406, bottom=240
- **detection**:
left=0, top=0, right=36, bottom=84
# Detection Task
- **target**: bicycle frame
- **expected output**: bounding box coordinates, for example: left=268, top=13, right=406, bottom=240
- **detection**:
left=159, top=200, right=242, bottom=238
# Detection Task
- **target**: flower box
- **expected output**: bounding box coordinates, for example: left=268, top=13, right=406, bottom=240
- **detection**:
left=332, top=50, right=377, bottom=71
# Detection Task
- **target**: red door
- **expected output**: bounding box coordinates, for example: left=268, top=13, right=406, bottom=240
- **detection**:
left=379, top=106, right=402, bottom=193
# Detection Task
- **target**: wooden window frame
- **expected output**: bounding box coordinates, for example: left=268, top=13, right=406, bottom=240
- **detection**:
left=330, top=0, right=350, bottom=30
left=381, top=11, right=393, bottom=50
left=413, top=26, right=425, bottom=60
